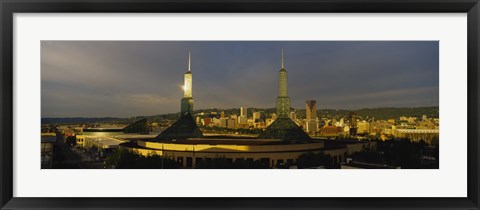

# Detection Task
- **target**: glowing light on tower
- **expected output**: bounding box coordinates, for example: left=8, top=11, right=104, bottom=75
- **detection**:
left=184, top=51, right=192, bottom=98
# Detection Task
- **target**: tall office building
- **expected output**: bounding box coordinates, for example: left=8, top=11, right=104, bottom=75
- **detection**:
left=240, top=107, right=247, bottom=117
left=253, top=111, right=261, bottom=120
left=276, top=48, right=291, bottom=118
left=220, top=111, right=225, bottom=119
left=306, top=100, right=316, bottom=121
left=180, top=51, right=194, bottom=115
left=306, top=100, right=318, bottom=134
left=349, top=112, right=358, bottom=136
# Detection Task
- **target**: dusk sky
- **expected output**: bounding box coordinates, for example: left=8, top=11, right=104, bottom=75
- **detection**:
left=41, top=41, right=439, bottom=118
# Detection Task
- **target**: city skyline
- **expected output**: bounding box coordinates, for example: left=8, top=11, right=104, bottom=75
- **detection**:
left=41, top=41, right=439, bottom=118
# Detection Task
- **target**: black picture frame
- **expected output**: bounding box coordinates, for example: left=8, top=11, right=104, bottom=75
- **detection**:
left=1, top=0, right=479, bottom=209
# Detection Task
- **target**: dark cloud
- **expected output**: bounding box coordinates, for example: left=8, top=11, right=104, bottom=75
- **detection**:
left=41, top=41, right=439, bottom=117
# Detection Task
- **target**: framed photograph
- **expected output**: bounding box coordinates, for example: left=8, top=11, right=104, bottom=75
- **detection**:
left=1, top=0, right=479, bottom=209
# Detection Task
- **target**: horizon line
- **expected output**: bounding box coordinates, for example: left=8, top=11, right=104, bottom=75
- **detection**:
left=42, top=105, right=439, bottom=119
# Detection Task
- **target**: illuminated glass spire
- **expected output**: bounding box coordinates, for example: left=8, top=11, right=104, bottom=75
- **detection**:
left=184, top=51, right=192, bottom=98
left=260, top=48, right=310, bottom=142
left=278, top=48, right=288, bottom=97
left=181, top=51, right=193, bottom=115
left=276, top=48, right=290, bottom=118
left=157, top=51, right=203, bottom=141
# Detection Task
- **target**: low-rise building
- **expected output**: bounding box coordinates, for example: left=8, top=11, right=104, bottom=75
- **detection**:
left=393, top=129, right=439, bottom=144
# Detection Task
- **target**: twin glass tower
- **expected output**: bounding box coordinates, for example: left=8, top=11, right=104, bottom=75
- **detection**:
left=180, top=49, right=290, bottom=118
left=175, top=49, right=309, bottom=141
left=180, top=49, right=291, bottom=118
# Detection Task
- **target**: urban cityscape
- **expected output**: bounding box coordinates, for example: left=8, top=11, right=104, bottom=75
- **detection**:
left=41, top=41, right=439, bottom=169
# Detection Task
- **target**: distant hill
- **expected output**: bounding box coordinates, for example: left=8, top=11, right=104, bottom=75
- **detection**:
left=42, top=106, right=439, bottom=125
left=193, top=106, right=439, bottom=120
left=352, top=107, right=439, bottom=120
left=312, top=107, right=439, bottom=120
left=41, top=117, right=128, bottom=125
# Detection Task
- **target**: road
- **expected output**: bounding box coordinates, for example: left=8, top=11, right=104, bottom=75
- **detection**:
left=54, top=132, right=103, bottom=169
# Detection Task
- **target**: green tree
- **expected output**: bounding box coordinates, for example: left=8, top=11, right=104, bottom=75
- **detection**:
left=431, top=136, right=439, bottom=146
left=105, top=149, right=180, bottom=169
left=296, top=152, right=333, bottom=169
left=66, top=136, right=76, bottom=147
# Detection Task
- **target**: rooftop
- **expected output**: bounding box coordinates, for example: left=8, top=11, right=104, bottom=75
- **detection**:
left=143, top=137, right=320, bottom=146
left=114, top=133, right=160, bottom=139
left=86, top=136, right=127, bottom=147
left=258, top=118, right=311, bottom=142
left=83, top=128, right=124, bottom=132
left=155, top=113, right=203, bottom=140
